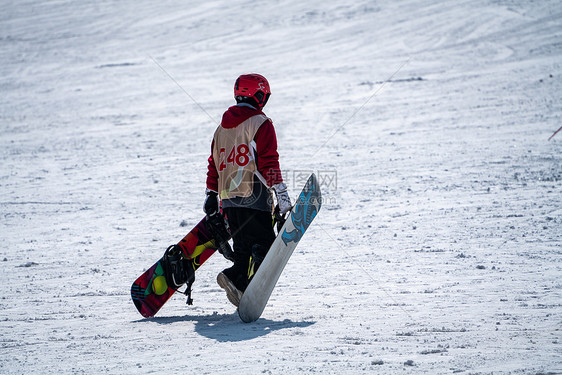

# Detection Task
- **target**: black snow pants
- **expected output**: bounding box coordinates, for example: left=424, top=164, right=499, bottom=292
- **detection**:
left=222, top=207, right=275, bottom=291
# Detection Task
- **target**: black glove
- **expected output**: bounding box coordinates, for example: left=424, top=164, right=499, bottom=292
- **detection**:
left=203, top=189, right=219, bottom=216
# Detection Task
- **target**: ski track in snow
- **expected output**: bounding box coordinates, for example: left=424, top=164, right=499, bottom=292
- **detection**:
left=1, top=1, right=561, bottom=374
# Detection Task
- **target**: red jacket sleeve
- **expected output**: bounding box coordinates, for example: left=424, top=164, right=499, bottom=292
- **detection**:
left=254, top=119, right=283, bottom=187
left=206, top=139, right=219, bottom=192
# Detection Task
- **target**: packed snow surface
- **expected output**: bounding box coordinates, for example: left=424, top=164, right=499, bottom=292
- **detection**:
left=1, top=0, right=561, bottom=374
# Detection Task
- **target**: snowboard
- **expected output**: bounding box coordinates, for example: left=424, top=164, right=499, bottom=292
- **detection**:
left=238, top=173, right=322, bottom=323
left=131, top=216, right=224, bottom=318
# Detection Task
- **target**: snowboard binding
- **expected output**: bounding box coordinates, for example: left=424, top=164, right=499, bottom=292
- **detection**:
left=162, top=244, right=195, bottom=304
left=273, top=204, right=287, bottom=234
left=205, top=212, right=234, bottom=262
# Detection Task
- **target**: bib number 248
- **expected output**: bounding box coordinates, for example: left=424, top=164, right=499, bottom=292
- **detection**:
left=218, top=144, right=250, bottom=171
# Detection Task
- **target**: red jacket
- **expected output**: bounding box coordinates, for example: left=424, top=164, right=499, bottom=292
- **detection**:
left=206, top=105, right=283, bottom=192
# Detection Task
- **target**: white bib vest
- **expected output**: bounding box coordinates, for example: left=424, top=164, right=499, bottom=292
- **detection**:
left=212, top=114, right=268, bottom=200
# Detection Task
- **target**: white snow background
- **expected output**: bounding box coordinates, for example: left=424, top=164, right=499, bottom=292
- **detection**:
left=1, top=0, right=561, bottom=374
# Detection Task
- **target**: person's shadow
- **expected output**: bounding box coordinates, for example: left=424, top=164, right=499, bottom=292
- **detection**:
left=134, top=312, right=316, bottom=342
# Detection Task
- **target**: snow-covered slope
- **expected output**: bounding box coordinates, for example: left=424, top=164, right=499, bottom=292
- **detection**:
left=1, top=1, right=560, bottom=373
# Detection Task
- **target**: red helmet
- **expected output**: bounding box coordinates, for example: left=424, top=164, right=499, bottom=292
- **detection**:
left=234, top=73, right=271, bottom=109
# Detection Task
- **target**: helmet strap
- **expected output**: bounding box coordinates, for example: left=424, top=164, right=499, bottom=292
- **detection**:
left=235, top=96, right=261, bottom=109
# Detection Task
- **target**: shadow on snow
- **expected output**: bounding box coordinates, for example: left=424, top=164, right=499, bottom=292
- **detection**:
left=132, top=312, right=316, bottom=342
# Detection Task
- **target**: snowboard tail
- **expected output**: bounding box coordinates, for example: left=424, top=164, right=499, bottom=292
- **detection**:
left=131, top=217, right=220, bottom=318
left=238, top=173, right=322, bottom=323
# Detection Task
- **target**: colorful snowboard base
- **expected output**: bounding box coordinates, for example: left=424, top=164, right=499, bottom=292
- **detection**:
left=131, top=217, right=218, bottom=318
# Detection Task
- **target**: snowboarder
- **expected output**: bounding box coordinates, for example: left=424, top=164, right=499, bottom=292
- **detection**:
left=204, top=73, right=292, bottom=307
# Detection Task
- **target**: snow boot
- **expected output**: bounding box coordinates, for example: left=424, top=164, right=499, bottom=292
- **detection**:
left=217, top=271, right=244, bottom=307
left=247, top=244, right=268, bottom=282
